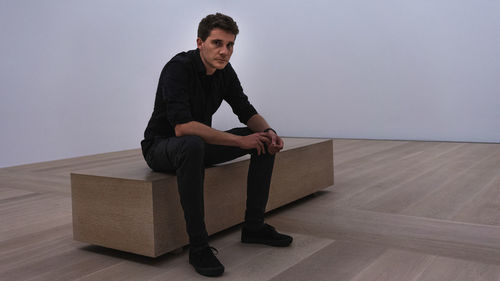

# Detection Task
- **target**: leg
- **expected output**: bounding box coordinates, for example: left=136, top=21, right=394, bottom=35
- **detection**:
left=245, top=150, right=275, bottom=227
left=204, top=128, right=292, bottom=247
left=241, top=152, right=293, bottom=247
left=144, top=136, right=223, bottom=277
left=204, top=127, right=275, bottom=227
left=212, top=129, right=293, bottom=247
left=143, top=135, right=208, bottom=248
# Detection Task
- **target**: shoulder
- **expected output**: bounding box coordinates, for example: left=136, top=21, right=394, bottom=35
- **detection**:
left=170, top=50, right=197, bottom=65
left=167, top=50, right=196, bottom=70
left=160, top=50, right=198, bottom=79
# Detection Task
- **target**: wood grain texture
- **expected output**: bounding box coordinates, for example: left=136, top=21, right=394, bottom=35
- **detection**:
left=71, top=138, right=333, bottom=257
left=3, top=139, right=500, bottom=281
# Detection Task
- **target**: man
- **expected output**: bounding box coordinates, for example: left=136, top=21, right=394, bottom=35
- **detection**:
left=141, top=13, right=292, bottom=277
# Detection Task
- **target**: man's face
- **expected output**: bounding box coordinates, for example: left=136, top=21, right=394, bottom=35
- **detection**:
left=197, top=28, right=235, bottom=75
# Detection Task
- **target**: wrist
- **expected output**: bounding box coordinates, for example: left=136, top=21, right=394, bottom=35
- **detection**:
left=263, top=128, right=277, bottom=135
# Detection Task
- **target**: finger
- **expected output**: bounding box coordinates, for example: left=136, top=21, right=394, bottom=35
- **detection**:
left=268, top=142, right=279, bottom=154
left=256, top=139, right=265, bottom=155
left=259, top=132, right=272, bottom=142
left=259, top=135, right=271, bottom=144
left=268, top=146, right=277, bottom=155
left=255, top=142, right=261, bottom=155
left=259, top=140, right=266, bottom=154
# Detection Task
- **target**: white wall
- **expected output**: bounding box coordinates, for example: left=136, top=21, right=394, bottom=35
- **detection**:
left=1, top=0, right=499, bottom=168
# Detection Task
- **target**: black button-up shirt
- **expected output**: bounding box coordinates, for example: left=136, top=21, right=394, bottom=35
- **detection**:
left=141, top=49, right=257, bottom=152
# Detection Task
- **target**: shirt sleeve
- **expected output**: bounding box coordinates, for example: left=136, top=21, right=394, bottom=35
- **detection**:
left=223, top=63, right=258, bottom=124
left=161, top=61, right=194, bottom=127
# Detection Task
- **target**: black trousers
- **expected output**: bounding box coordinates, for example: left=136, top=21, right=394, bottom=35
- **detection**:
left=142, top=127, right=275, bottom=248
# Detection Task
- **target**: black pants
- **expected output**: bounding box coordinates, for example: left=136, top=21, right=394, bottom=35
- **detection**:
left=142, top=127, right=275, bottom=248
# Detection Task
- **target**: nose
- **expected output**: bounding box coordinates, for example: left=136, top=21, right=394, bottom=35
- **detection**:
left=219, top=46, right=230, bottom=56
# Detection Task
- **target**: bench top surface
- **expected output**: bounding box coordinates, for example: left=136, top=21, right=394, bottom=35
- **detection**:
left=71, top=137, right=331, bottom=182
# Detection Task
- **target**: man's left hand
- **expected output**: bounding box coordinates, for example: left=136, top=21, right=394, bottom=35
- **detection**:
left=265, top=130, right=284, bottom=155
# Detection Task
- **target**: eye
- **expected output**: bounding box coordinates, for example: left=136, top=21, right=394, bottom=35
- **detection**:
left=213, top=40, right=223, bottom=47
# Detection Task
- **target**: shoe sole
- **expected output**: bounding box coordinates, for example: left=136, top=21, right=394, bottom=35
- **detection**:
left=191, top=266, right=224, bottom=277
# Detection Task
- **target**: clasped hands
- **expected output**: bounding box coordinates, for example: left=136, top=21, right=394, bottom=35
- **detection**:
left=238, top=130, right=284, bottom=155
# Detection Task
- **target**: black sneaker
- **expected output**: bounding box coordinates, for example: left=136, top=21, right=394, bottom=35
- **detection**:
left=189, top=246, right=224, bottom=277
left=241, top=223, right=293, bottom=247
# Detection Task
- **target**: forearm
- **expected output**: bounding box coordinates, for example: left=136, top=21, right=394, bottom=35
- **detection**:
left=246, top=114, right=272, bottom=133
left=175, top=121, right=241, bottom=147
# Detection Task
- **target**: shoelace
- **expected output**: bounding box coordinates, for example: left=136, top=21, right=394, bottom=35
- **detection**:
left=209, top=246, right=219, bottom=255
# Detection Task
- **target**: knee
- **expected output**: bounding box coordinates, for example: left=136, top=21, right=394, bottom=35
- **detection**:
left=253, top=146, right=277, bottom=162
left=240, top=127, right=253, bottom=136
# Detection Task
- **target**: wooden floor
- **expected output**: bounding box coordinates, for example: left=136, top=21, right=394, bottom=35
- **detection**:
left=2, top=139, right=500, bottom=280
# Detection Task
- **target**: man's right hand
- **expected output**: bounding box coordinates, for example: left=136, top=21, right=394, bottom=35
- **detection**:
left=238, top=133, right=271, bottom=155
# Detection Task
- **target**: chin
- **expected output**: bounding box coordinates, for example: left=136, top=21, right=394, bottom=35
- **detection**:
left=213, top=60, right=228, bottom=68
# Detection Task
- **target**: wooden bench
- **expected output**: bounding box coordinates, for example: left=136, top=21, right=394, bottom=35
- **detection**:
left=71, top=137, right=333, bottom=257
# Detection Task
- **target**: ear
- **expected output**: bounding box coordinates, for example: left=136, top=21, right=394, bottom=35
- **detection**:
left=196, top=37, right=203, bottom=49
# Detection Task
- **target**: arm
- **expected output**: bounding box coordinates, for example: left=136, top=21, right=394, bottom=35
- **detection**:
left=175, top=121, right=240, bottom=146
left=175, top=120, right=271, bottom=155
left=246, top=114, right=271, bottom=133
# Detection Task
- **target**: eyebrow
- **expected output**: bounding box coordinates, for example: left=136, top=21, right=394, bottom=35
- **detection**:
left=212, top=39, right=235, bottom=45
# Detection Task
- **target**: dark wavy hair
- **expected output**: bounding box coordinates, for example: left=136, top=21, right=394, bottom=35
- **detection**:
left=197, top=13, right=239, bottom=41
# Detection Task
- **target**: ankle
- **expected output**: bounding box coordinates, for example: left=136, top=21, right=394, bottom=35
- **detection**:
left=243, top=220, right=264, bottom=231
left=189, top=242, right=209, bottom=253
